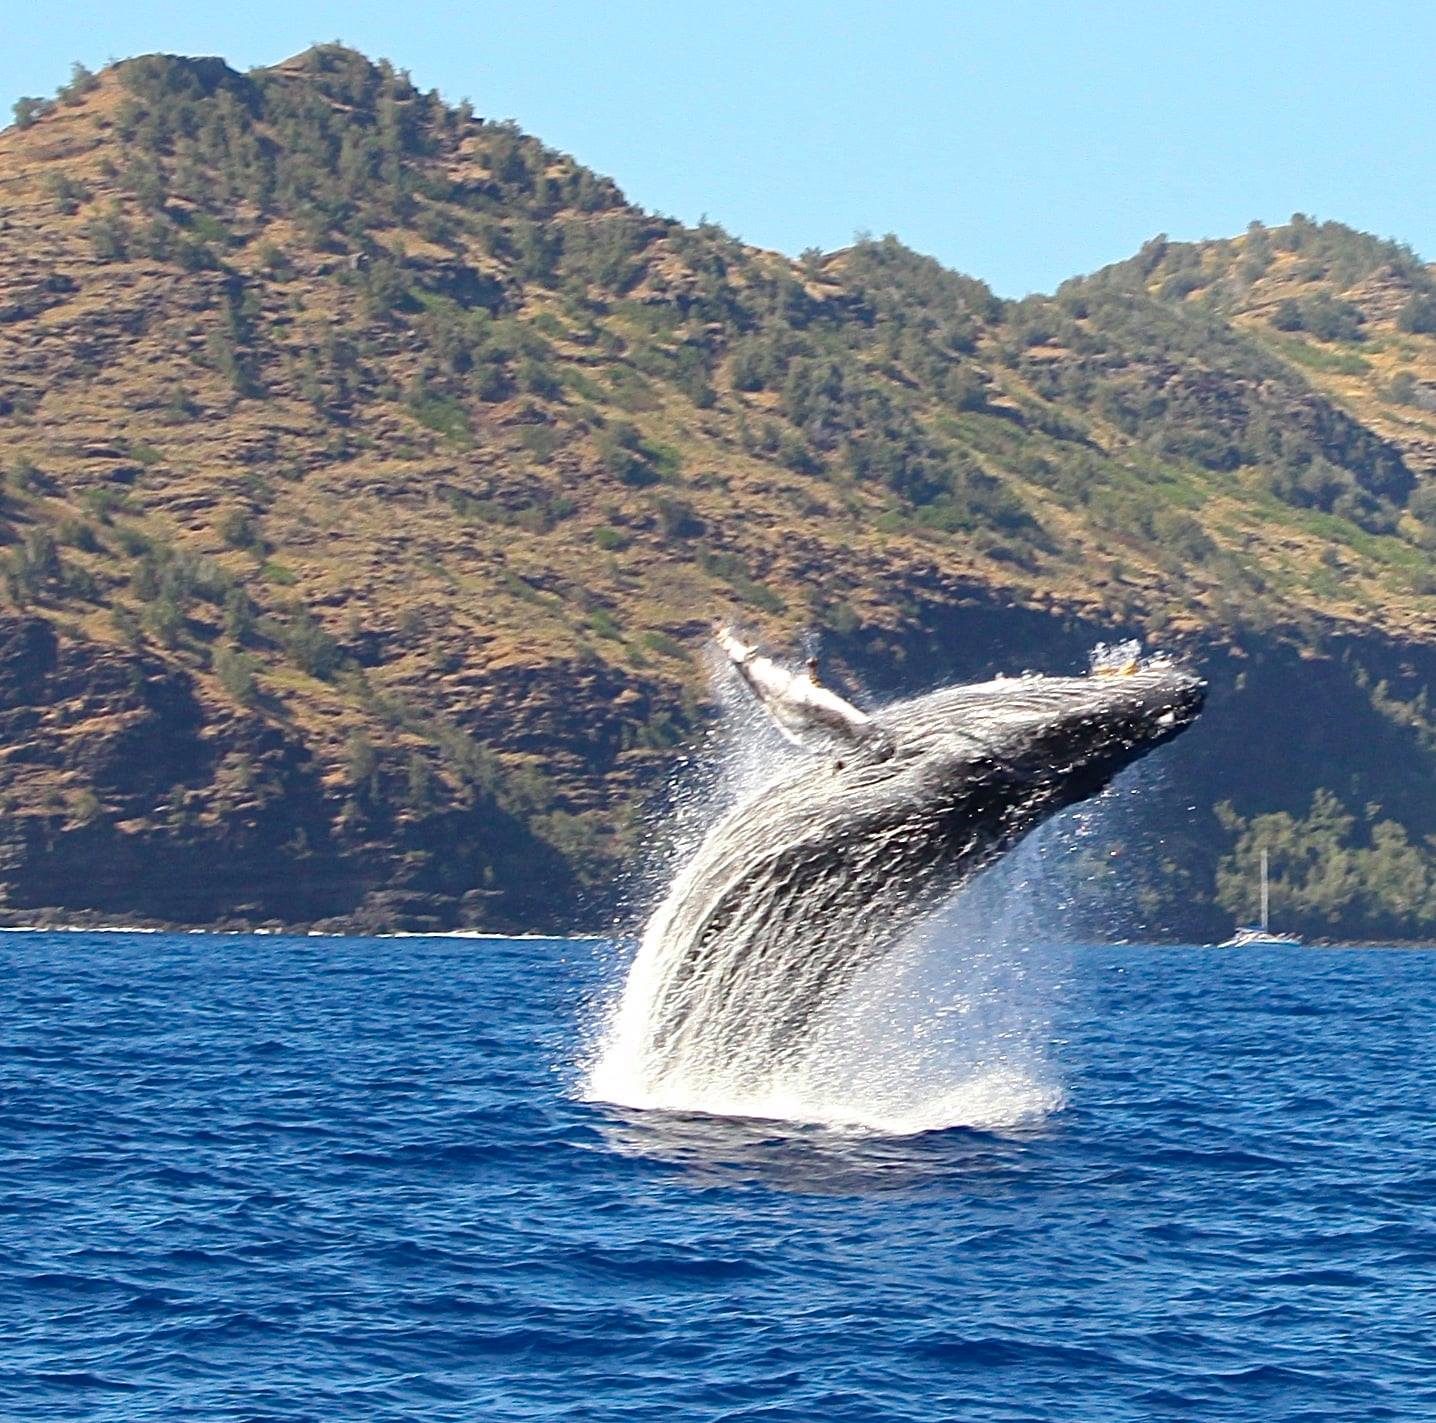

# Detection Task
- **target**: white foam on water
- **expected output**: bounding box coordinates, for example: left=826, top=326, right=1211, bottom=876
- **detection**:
left=585, top=813, right=1076, bottom=1136
left=0, top=924, right=163, bottom=934
left=580, top=649, right=803, bottom=1065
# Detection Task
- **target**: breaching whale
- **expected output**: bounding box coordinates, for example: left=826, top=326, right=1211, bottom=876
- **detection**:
left=601, top=646, right=1205, bottom=1097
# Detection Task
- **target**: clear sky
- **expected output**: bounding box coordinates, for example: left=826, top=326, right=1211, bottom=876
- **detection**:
left=5, top=1, right=1432, bottom=297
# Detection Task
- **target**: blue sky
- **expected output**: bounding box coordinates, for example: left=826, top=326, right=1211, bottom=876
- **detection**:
left=5, top=1, right=1432, bottom=296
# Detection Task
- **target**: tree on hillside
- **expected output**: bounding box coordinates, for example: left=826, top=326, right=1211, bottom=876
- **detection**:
left=1271, top=294, right=1363, bottom=342
left=12, top=96, right=51, bottom=128
left=56, top=62, right=99, bottom=106
left=1397, top=293, right=1436, bottom=335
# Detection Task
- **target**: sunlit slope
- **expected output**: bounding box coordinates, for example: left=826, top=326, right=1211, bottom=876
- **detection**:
left=1, top=47, right=1435, bottom=932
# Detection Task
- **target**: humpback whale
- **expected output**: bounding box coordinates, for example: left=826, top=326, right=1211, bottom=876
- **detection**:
left=599, top=651, right=1205, bottom=1099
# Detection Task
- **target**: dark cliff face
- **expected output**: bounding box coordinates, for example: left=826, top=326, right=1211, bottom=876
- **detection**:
left=1, top=600, right=1429, bottom=941
left=0, top=616, right=581, bottom=931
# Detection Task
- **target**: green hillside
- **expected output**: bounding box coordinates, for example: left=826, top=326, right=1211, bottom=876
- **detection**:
left=4, top=46, right=1436, bottom=938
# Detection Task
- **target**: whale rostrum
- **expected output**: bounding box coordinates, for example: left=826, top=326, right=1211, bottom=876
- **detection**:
left=604, top=650, right=1206, bottom=1096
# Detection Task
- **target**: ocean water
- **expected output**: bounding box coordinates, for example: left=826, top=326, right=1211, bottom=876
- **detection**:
left=4, top=928, right=1435, bottom=1422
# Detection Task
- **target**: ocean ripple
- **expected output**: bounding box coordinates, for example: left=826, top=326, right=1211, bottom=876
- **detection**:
left=2, top=932, right=1435, bottom=1421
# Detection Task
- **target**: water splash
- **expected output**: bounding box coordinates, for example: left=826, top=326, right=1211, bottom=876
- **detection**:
left=586, top=805, right=1083, bottom=1134
left=584, top=644, right=1198, bottom=1138
left=586, top=734, right=1058, bottom=1135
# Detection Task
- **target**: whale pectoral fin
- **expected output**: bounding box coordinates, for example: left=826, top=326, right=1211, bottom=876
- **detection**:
left=715, top=625, right=897, bottom=761
left=715, top=624, right=754, bottom=666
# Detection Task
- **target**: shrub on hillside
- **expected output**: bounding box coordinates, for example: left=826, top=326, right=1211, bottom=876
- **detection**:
left=56, top=63, right=99, bottom=107
left=215, top=647, right=257, bottom=703
left=12, top=96, right=53, bottom=129
left=1397, top=293, right=1436, bottom=335
left=281, top=610, right=341, bottom=680
left=1271, top=294, right=1363, bottom=342
left=596, top=422, right=660, bottom=487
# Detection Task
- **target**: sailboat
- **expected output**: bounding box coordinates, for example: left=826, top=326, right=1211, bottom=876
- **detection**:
left=1220, top=848, right=1302, bottom=947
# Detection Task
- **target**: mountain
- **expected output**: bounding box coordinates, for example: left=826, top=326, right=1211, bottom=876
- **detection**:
left=4, top=47, right=1436, bottom=939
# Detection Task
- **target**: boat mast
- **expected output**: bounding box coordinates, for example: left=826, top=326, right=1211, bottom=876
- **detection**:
left=1260, top=848, right=1270, bottom=933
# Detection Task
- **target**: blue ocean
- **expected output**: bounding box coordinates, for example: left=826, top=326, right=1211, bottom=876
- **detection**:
left=4, top=927, right=1435, bottom=1422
